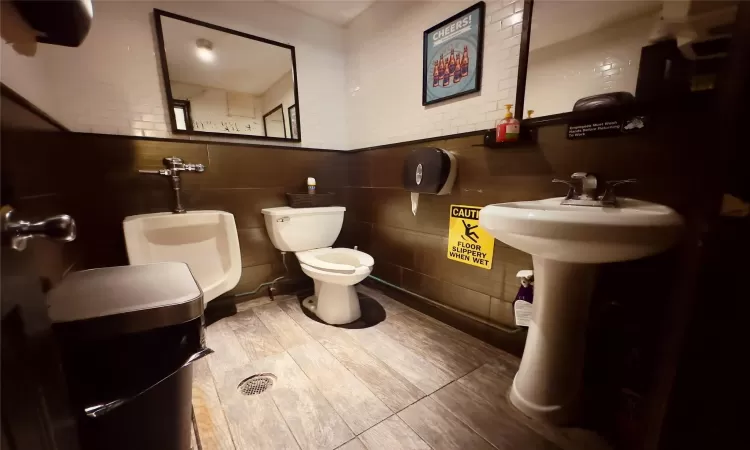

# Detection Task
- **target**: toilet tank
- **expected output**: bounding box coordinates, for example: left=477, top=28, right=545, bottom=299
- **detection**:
left=262, top=206, right=345, bottom=252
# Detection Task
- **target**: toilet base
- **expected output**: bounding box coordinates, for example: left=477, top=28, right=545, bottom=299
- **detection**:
left=302, top=281, right=361, bottom=325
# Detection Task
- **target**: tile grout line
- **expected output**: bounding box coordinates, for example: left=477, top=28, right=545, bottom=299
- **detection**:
left=441, top=363, right=564, bottom=450
left=239, top=307, right=311, bottom=449
left=276, top=298, right=391, bottom=437
left=265, top=350, right=305, bottom=450
left=253, top=293, right=489, bottom=447
left=268, top=304, right=360, bottom=442
left=243, top=304, right=322, bottom=449
left=393, top=409, right=438, bottom=450
left=276, top=295, right=427, bottom=424
left=201, top=342, right=241, bottom=450
left=428, top=380, right=502, bottom=450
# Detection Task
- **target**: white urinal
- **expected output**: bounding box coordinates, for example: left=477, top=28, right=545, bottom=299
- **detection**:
left=123, top=210, right=241, bottom=305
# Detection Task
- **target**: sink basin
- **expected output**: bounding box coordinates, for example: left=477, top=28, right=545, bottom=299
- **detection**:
left=480, top=197, right=684, bottom=263
left=123, top=211, right=241, bottom=305
left=479, top=197, right=684, bottom=423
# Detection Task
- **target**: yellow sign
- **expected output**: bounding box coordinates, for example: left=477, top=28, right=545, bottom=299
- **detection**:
left=447, top=205, right=494, bottom=269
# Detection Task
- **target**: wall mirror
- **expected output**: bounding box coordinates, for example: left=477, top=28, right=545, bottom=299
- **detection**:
left=154, top=9, right=301, bottom=141
left=523, top=0, right=660, bottom=119
left=519, top=0, right=738, bottom=121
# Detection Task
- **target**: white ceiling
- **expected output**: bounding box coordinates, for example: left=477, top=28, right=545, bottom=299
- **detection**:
left=161, top=15, right=294, bottom=94
left=275, top=0, right=376, bottom=26
left=530, top=0, right=662, bottom=50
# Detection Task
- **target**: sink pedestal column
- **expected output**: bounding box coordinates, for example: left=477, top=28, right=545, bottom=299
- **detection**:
left=509, top=256, right=597, bottom=424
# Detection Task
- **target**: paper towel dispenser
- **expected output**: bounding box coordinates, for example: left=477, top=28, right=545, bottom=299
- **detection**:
left=403, top=147, right=457, bottom=195
left=12, top=0, right=93, bottom=47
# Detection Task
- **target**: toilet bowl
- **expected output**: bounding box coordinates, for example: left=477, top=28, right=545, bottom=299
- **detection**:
left=297, top=247, right=373, bottom=324
left=261, top=206, right=375, bottom=325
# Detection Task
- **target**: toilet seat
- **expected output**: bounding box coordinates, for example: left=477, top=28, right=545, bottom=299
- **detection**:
left=295, top=247, right=374, bottom=274
left=295, top=247, right=373, bottom=324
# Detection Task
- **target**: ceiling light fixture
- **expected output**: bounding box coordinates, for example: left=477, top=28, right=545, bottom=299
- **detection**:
left=195, top=38, right=215, bottom=63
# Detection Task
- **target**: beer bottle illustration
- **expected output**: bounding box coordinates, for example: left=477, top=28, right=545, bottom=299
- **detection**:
left=453, top=59, right=462, bottom=83
left=438, top=54, right=445, bottom=78
left=448, top=49, right=456, bottom=75
left=461, top=45, right=470, bottom=77
left=442, top=60, right=451, bottom=86
left=432, top=61, right=440, bottom=87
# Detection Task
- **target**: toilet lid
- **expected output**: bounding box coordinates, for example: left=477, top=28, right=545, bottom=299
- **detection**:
left=296, top=248, right=374, bottom=274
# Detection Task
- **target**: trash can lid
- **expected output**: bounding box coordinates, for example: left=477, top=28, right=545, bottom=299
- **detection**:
left=47, top=263, right=203, bottom=336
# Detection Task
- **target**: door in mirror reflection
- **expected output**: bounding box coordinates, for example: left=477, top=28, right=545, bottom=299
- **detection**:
left=263, top=104, right=286, bottom=138
left=155, top=9, right=301, bottom=141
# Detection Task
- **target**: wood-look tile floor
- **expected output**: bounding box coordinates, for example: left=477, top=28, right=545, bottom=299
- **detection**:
left=193, top=285, right=611, bottom=450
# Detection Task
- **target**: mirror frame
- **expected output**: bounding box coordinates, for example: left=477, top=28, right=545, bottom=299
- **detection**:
left=514, top=0, right=534, bottom=122
left=515, top=0, right=663, bottom=127
left=153, top=9, right=302, bottom=142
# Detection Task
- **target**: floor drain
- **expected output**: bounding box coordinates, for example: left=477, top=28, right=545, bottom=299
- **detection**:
left=237, top=373, right=276, bottom=396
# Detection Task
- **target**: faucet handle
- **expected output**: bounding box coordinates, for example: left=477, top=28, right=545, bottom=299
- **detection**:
left=606, top=179, right=637, bottom=188
left=601, top=179, right=637, bottom=205
left=552, top=179, right=578, bottom=199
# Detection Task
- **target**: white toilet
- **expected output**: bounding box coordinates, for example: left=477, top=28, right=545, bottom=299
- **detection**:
left=261, top=206, right=374, bottom=325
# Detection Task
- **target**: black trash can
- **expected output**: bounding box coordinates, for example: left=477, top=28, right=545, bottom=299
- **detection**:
left=46, top=263, right=209, bottom=450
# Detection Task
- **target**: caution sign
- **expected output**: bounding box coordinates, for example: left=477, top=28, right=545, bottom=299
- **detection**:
left=447, top=205, right=494, bottom=269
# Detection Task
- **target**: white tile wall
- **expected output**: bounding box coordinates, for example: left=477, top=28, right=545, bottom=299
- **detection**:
left=1, top=0, right=349, bottom=149
left=2, top=0, right=527, bottom=150
left=345, top=0, right=524, bottom=148
left=524, top=12, right=655, bottom=117
left=172, top=82, right=265, bottom=135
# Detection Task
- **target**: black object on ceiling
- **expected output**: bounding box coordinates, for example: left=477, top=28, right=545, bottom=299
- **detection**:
left=12, top=0, right=93, bottom=47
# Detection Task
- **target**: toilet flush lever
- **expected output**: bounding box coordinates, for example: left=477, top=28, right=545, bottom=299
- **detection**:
left=277, top=217, right=290, bottom=223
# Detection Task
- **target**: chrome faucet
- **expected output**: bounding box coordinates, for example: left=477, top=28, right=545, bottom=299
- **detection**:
left=552, top=172, right=636, bottom=207
left=139, top=157, right=205, bottom=213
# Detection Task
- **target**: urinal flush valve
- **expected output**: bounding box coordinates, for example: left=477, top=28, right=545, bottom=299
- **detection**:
left=139, top=157, right=205, bottom=213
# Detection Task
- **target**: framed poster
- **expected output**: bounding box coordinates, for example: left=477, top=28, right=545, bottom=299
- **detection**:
left=423, top=1, right=485, bottom=106
left=288, top=104, right=299, bottom=140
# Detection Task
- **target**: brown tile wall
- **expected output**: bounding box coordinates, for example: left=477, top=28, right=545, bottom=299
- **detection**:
left=346, top=109, right=718, bottom=328
left=344, top=105, right=721, bottom=445
left=1, top=87, right=82, bottom=449
left=3, top=103, right=350, bottom=297
left=54, top=135, right=351, bottom=297
left=1, top=89, right=77, bottom=286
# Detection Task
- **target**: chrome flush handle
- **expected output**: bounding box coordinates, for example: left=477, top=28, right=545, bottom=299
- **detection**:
left=1, top=207, right=77, bottom=251
left=138, top=157, right=206, bottom=214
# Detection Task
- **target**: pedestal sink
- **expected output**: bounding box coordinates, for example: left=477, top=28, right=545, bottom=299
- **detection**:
left=480, top=197, right=684, bottom=423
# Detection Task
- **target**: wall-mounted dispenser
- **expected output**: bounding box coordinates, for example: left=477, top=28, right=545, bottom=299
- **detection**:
left=402, top=147, right=457, bottom=215
left=11, top=0, right=93, bottom=47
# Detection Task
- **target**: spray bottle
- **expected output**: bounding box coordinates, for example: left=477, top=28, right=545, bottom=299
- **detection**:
left=513, top=270, right=534, bottom=327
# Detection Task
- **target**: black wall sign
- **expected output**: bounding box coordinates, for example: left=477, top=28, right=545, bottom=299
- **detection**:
left=567, top=115, right=647, bottom=140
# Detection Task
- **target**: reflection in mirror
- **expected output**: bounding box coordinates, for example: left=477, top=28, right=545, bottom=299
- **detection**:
left=525, top=0, right=662, bottom=117
left=263, top=104, right=286, bottom=138
left=155, top=10, right=301, bottom=141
